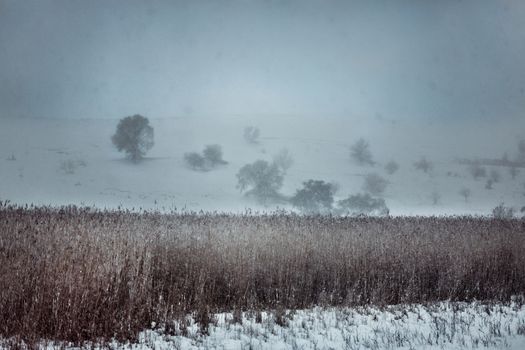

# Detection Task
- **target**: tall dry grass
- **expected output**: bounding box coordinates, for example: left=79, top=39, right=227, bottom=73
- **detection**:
left=1, top=202, right=524, bottom=344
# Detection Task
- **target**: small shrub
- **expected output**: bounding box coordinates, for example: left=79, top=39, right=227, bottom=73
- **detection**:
left=350, top=138, right=374, bottom=166
left=244, top=126, right=260, bottom=144
left=363, top=173, right=388, bottom=195
left=384, top=161, right=399, bottom=175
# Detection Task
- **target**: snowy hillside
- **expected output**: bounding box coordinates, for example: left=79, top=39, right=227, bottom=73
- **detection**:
left=1, top=115, right=524, bottom=216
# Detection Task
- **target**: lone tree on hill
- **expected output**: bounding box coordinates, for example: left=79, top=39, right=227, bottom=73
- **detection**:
left=111, top=114, right=154, bottom=162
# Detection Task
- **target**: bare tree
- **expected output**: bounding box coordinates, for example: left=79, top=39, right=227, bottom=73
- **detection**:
left=350, top=138, right=374, bottom=166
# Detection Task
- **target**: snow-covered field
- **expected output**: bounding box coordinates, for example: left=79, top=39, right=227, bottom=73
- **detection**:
left=5, top=302, right=525, bottom=350
left=1, top=115, right=524, bottom=215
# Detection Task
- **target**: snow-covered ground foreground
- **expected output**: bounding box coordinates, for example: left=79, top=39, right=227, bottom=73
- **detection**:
left=7, top=302, right=525, bottom=350
left=1, top=115, right=524, bottom=216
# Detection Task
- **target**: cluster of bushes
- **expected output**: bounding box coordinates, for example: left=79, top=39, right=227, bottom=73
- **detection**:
left=184, top=144, right=227, bottom=171
left=236, top=152, right=390, bottom=215
left=1, top=203, right=524, bottom=344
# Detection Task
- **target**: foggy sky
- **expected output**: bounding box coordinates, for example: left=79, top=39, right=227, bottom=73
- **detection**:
left=1, top=0, right=525, bottom=120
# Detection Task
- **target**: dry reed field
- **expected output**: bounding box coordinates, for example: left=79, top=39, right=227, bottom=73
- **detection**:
left=1, top=201, right=524, bottom=346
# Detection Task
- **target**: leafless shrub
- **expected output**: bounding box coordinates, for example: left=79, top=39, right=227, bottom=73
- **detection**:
left=363, top=173, right=388, bottom=195
left=384, top=161, right=399, bottom=175
left=1, top=203, right=524, bottom=345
